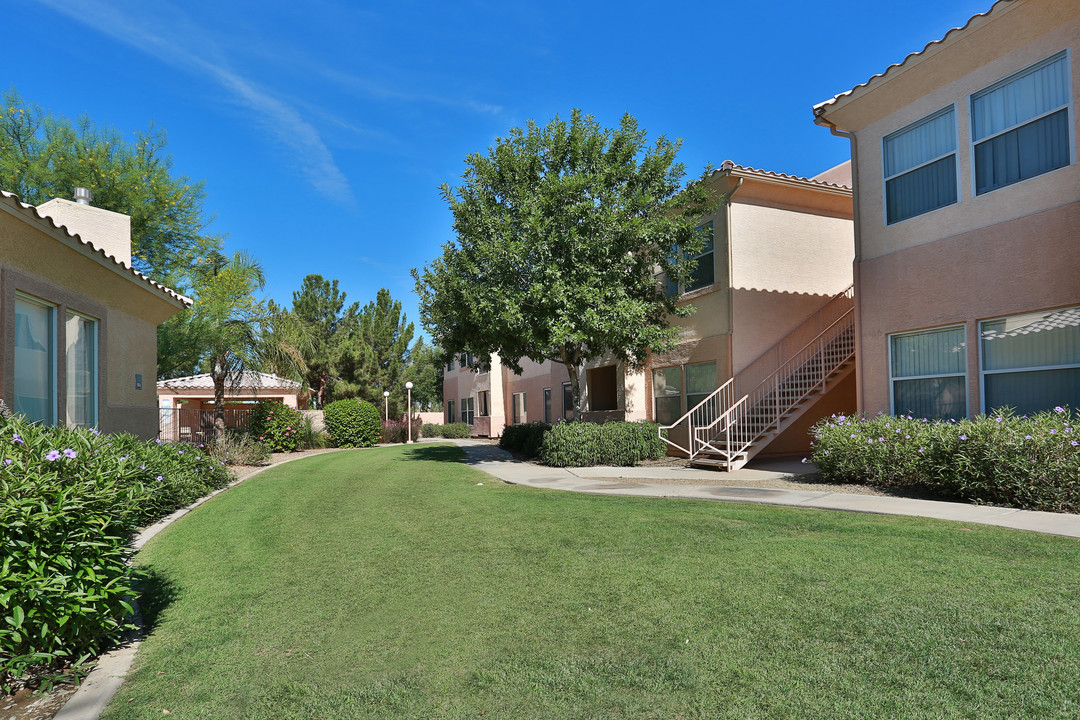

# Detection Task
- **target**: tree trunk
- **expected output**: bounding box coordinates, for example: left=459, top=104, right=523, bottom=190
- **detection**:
left=559, top=345, right=584, bottom=421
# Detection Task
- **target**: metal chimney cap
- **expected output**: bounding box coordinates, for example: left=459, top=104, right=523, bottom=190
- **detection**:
left=74, top=187, right=92, bottom=205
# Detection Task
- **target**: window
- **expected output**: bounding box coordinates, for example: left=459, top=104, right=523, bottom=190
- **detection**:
left=447, top=400, right=455, bottom=424
left=65, top=312, right=97, bottom=428
left=461, top=396, right=475, bottom=425
left=890, top=326, right=967, bottom=420
left=543, top=388, right=552, bottom=423
left=478, top=391, right=490, bottom=417
left=883, top=106, right=957, bottom=224
left=562, top=382, right=574, bottom=421
left=980, top=306, right=1080, bottom=415
left=972, top=52, right=1071, bottom=195
left=512, top=392, right=527, bottom=424
left=14, top=295, right=55, bottom=424
left=658, top=221, right=715, bottom=296
left=652, top=362, right=718, bottom=425
left=446, top=357, right=455, bottom=372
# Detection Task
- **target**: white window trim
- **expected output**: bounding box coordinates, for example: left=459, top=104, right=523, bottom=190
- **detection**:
left=881, top=104, right=960, bottom=227
left=969, top=49, right=1074, bottom=197
left=978, top=306, right=1080, bottom=414
left=887, top=324, right=968, bottom=418
left=15, top=292, right=58, bottom=425
left=65, top=310, right=99, bottom=428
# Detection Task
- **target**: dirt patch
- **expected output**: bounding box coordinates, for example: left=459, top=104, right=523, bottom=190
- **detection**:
left=1, top=683, right=77, bottom=720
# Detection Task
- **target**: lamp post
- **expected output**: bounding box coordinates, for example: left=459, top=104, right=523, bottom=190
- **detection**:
left=405, top=381, right=414, bottom=443
left=383, top=390, right=390, bottom=421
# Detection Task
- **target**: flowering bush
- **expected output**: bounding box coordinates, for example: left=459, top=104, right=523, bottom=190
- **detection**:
left=380, top=417, right=422, bottom=444
left=809, top=407, right=1080, bottom=512
left=249, top=400, right=305, bottom=452
left=323, top=398, right=381, bottom=448
left=0, top=413, right=235, bottom=691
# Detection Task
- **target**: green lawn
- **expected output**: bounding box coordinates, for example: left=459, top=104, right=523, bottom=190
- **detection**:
left=103, top=444, right=1080, bottom=719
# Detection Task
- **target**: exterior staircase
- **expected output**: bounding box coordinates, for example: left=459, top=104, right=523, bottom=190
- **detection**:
left=659, top=285, right=855, bottom=471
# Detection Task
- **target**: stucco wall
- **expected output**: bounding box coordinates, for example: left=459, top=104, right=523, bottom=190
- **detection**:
left=856, top=201, right=1080, bottom=416
left=36, top=198, right=133, bottom=267
left=845, top=11, right=1080, bottom=262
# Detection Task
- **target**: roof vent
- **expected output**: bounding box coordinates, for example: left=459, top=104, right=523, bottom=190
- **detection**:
left=74, top=187, right=92, bottom=206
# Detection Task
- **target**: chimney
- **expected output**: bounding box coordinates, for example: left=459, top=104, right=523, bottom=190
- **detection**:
left=35, top=190, right=133, bottom=267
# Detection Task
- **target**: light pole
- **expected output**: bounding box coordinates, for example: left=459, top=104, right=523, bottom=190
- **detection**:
left=383, top=390, right=390, bottom=421
left=405, top=381, right=414, bottom=443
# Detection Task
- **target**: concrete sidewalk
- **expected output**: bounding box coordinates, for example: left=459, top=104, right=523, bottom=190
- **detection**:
left=450, top=439, right=1080, bottom=539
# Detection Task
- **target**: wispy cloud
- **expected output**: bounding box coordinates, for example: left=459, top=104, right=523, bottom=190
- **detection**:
left=32, top=0, right=357, bottom=207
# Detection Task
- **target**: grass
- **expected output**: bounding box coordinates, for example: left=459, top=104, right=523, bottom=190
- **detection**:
left=103, top=444, right=1080, bottom=719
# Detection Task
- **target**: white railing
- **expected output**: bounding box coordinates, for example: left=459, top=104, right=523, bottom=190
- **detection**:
left=659, top=284, right=855, bottom=467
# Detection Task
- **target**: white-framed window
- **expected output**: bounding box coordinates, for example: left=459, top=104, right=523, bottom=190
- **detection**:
left=971, top=51, right=1071, bottom=195
left=461, top=396, right=475, bottom=425
left=883, top=106, right=958, bottom=224
left=652, top=361, right=718, bottom=424
left=980, top=305, right=1080, bottom=415
left=658, top=221, right=715, bottom=296
left=512, top=392, right=527, bottom=425
left=889, top=325, right=967, bottom=420
left=65, top=311, right=98, bottom=428
left=561, top=382, right=574, bottom=421
left=14, top=294, right=56, bottom=425
left=543, top=388, right=552, bottom=423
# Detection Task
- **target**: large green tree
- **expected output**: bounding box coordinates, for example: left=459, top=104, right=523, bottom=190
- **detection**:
left=0, top=89, right=222, bottom=282
left=401, top=339, right=444, bottom=412
left=412, top=110, right=718, bottom=415
left=288, top=274, right=360, bottom=408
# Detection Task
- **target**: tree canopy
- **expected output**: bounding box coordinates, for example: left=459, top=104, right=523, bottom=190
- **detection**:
left=0, top=89, right=222, bottom=283
left=288, top=274, right=361, bottom=409
left=413, top=110, right=718, bottom=414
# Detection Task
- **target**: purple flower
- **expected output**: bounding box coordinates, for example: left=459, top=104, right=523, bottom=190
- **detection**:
left=63, top=448, right=77, bottom=459
left=2, top=459, right=11, bottom=466
left=1072, top=441, right=1078, bottom=447
left=995, top=417, right=1003, bottom=423
left=156, top=475, right=164, bottom=482
left=140, top=465, right=146, bottom=470
left=1050, top=429, right=1057, bottom=434
left=824, top=450, right=830, bottom=455
left=45, top=450, right=61, bottom=461
left=878, top=437, right=884, bottom=442
left=850, top=434, right=857, bottom=439
left=1025, top=435, right=1033, bottom=440
left=867, top=439, right=873, bottom=444
left=905, top=434, right=911, bottom=439
left=959, top=435, right=967, bottom=441
left=1066, top=428, right=1073, bottom=433
left=1055, top=406, right=1065, bottom=413
left=89, top=428, right=100, bottom=436
left=801, top=458, right=808, bottom=464
left=155, top=438, right=163, bottom=445
left=918, top=448, right=925, bottom=453
left=13, top=434, right=23, bottom=445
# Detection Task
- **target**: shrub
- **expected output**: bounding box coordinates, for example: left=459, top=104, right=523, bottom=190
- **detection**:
left=323, top=398, right=381, bottom=448
left=380, top=417, right=422, bottom=444
left=539, top=421, right=667, bottom=467
left=421, top=423, right=440, bottom=438
left=297, top=415, right=329, bottom=449
left=249, top=400, right=304, bottom=452
left=209, top=429, right=272, bottom=466
left=438, top=422, right=472, bottom=439
left=810, top=407, right=1080, bottom=512
left=499, top=422, right=550, bottom=457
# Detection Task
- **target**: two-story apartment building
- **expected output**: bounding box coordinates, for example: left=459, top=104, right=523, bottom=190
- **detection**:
left=444, top=160, right=856, bottom=465
left=814, top=0, right=1079, bottom=419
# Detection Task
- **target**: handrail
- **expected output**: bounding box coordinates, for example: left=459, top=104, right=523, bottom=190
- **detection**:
left=658, top=283, right=855, bottom=464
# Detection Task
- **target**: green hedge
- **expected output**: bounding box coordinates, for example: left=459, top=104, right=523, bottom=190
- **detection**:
left=809, top=408, right=1080, bottom=512
left=421, top=423, right=471, bottom=439
left=323, top=398, right=381, bottom=448
left=0, top=413, right=235, bottom=691
left=499, top=422, right=550, bottom=457
left=539, top=421, right=667, bottom=467
left=249, top=400, right=304, bottom=452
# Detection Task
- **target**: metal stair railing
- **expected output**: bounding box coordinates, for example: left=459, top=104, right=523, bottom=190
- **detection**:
left=659, top=284, right=855, bottom=463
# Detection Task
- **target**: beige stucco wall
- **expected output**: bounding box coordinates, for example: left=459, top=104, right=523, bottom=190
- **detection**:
left=836, top=7, right=1080, bottom=262
left=857, top=201, right=1079, bottom=416
left=1, top=202, right=181, bottom=439
left=36, top=198, right=133, bottom=267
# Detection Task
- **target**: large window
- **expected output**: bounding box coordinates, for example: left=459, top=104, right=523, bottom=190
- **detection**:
left=980, top=306, right=1080, bottom=415
left=890, top=326, right=967, bottom=420
left=65, top=312, right=97, bottom=428
left=652, top=361, right=718, bottom=425
left=478, top=391, right=490, bottom=417
left=461, top=396, right=475, bottom=425
left=659, top=222, right=715, bottom=296
left=972, top=52, right=1071, bottom=195
left=562, top=382, right=574, bottom=421
left=512, top=392, right=526, bottom=424
left=14, top=295, right=55, bottom=424
left=883, top=106, right=957, bottom=224
left=446, top=400, right=455, bottom=424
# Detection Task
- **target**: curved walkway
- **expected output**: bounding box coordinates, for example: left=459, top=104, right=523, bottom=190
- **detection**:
left=450, top=439, right=1080, bottom=539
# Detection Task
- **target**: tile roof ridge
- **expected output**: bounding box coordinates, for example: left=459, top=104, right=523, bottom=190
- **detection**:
left=717, top=160, right=852, bottom=190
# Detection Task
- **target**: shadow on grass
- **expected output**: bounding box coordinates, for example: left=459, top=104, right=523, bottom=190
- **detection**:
left=400, top=444, right=468, bottom=463
left=131, top=565, right=181, bottom=636
left=400, top=442, right=522, bottom=467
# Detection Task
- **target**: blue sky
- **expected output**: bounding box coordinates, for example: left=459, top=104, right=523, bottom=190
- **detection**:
left=9, top=0, right=990, bottom=337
